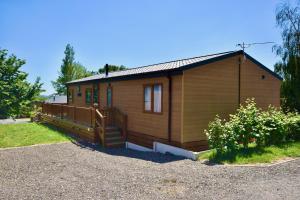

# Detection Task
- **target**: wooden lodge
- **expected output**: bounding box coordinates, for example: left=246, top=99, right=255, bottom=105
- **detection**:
left=41, top=50, right=282, bottom=151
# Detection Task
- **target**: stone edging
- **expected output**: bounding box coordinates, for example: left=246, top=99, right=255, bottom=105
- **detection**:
left=0, top=142, right=71, bottom=151
left=201, top=157, right=297, bottom=167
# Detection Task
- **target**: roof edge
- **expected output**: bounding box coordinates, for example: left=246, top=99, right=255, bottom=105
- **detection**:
left=243, top=52, right=283, bottom=81
left=179, top=50, right=243, bottom=71
left=66, top=50, right=282, bottom=85
left=180, top=50, right=283, bottom=81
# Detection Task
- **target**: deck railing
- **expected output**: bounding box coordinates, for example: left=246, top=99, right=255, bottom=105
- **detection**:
left=95, top=109, right=106, bottom=146
left=42, top=103, right=95, bottom=127
left=41, top=103, right=127, bottom=142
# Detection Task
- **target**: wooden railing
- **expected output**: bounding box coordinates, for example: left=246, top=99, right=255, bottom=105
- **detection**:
left=42, top=103, right=95, bottom=127
left=112, top=108, right=127, bottom=140
left=95, top=109, right=106, bottom=146
left=41, top=103, right=128, bottom=145
left=99, top=107, right=127, bottom=140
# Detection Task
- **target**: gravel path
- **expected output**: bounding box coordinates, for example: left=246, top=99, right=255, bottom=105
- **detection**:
left=0, top=142, right=299, bottom=200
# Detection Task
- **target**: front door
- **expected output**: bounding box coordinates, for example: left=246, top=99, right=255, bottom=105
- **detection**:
left=107, top=86, right=112, bottom=108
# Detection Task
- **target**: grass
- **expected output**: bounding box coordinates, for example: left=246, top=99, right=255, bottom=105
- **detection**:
left=0, top=122, right=73, bottom=148
left=198, top=141, right=300, bottom=164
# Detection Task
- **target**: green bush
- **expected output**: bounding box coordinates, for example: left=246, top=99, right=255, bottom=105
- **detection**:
left=259, top=107, right=287, bottom=146
left=286, top=114, right=300, bottom=141
left=205, top=116, right=238, bottom=153
left=205, top=115, right=226, bottom=153
left=229, top=99, right=261, bottom=148
left=205, top=98, right=300, bottom=154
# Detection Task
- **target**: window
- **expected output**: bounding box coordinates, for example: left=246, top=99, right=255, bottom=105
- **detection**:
left=144, top=86, right=152, bottom=111
left=85, top=88, right=92, bottom=105
left=93, top=84, right=99, bottom=104
left=107, top=86, right=112, bottom=107
left=143, top=84, right=162, bottom=113
left=68, top=89, right=74, bottom=103
left=153, top=84, right=162, bottom=113
left=77, top=85, right=81, bottom=96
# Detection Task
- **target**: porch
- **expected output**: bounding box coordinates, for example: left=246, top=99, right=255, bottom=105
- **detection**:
left=41, top=103, right=127, bottom=147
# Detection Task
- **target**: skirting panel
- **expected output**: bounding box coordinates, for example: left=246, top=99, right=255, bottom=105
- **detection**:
left=127, top=130, right=208, bottom=151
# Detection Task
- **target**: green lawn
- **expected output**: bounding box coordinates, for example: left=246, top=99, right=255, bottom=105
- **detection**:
left=0, top=122, right=73, bottom=148
left=198, top=142, right=300, bottom=164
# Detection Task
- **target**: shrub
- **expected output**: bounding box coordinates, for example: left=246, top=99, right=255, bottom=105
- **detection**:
left=205, top=116, right=238, bottom=154
left=286, top=114, right=300, bottom=141
left=205, top=98, right=300, bottom=154
left=229, top=99, right=261, bottom=148
left=259, top=107, right=288, bottom=146
left=205, top=115, right=226, bottom=153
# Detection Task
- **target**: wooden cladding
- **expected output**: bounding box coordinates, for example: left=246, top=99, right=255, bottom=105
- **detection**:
left=182, top=56, right=240, bottom=143
left=240, top=57, right=281, bottom=109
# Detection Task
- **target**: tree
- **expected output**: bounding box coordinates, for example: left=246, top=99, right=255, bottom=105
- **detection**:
left=0, top=49, right=44, bottom=119
left=274, top=2, right=300, bottom=112
left=98, top=64, right=127, bottom=74
left=52, top=44, right=92, bottom=95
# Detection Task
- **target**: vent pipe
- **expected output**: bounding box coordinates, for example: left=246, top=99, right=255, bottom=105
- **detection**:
left=105, top=64, right=109, bottom=76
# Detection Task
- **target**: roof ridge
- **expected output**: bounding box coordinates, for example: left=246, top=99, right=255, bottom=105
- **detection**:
left=98, top=50, right=239, bottom=76
left=67, top=50, right=242, bottom=84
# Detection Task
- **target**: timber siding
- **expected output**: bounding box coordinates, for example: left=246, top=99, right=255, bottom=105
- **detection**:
left=98, top=76, right=183, bottom=143
left=182, top=55, right=240, bottom=143
left=181, top=55, right=281, bottom=144
left=240, top=58, right=281, bottom=108
left=68, top=84, right=94, bottom=107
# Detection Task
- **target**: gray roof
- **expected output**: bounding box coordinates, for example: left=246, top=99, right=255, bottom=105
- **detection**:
left=67, top=51, right=240, bottom=84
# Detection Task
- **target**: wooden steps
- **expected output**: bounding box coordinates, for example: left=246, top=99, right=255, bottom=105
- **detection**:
left=104, top=126, right=125, bottom=148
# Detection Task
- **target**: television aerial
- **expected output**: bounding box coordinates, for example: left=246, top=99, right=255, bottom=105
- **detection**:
left=236, top=42, right=274, bottom=51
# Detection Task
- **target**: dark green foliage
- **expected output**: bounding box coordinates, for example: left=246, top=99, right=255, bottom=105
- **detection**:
left=259, top=107, right=287, bottom=146
left=230, top=99, right=261, bottom=148
left=205, top=99, right=300, bottom=154
left=0, top=49, right=43, bottom=119
left=286, top=114, right=300, bottom=141
left=274, top=2, right=300, bottom=112
left=205, top=116, right=227, bottom=153
left=98, top=64, right=127, bottom=74
left=52, top=44, right=92, bottom=95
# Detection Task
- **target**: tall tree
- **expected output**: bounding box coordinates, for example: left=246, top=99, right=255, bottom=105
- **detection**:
left=98, top=64, right=127, bottom=74
left=274, top=2, right=300, bottom=112
left=52, top=44, right=92, bottom=95
left=0, top=49, right=44, bottom=119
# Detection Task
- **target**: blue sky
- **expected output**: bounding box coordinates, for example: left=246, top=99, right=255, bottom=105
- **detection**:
left=0, top=0, right=290, bottom=95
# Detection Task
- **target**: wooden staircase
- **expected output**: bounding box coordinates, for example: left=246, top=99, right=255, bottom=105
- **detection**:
left=105, top=126, right=125, bottom=147
left=95, top=108, right=127, bottom=148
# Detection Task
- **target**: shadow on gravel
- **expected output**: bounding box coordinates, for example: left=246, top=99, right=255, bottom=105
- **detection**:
left=71, top=140, right=186, bottom=164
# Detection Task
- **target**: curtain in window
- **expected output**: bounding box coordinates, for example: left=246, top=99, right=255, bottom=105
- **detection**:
left=153, top=85, right=162, bottom=112
left=144, top=86, right=152, bottom=111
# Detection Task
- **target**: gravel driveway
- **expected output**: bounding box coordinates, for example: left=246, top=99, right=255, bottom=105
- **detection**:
left=0, top=142, right=299, bottom=200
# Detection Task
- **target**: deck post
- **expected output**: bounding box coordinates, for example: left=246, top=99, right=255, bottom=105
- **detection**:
left=74, top=106, right=76, bottom=123
left=60, top=105, right=63, bottom=119
left=90, top=108, right=93, bottom=127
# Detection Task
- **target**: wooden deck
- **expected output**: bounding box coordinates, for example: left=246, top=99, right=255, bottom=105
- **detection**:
left=41, top=103, right=127, bottom=147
